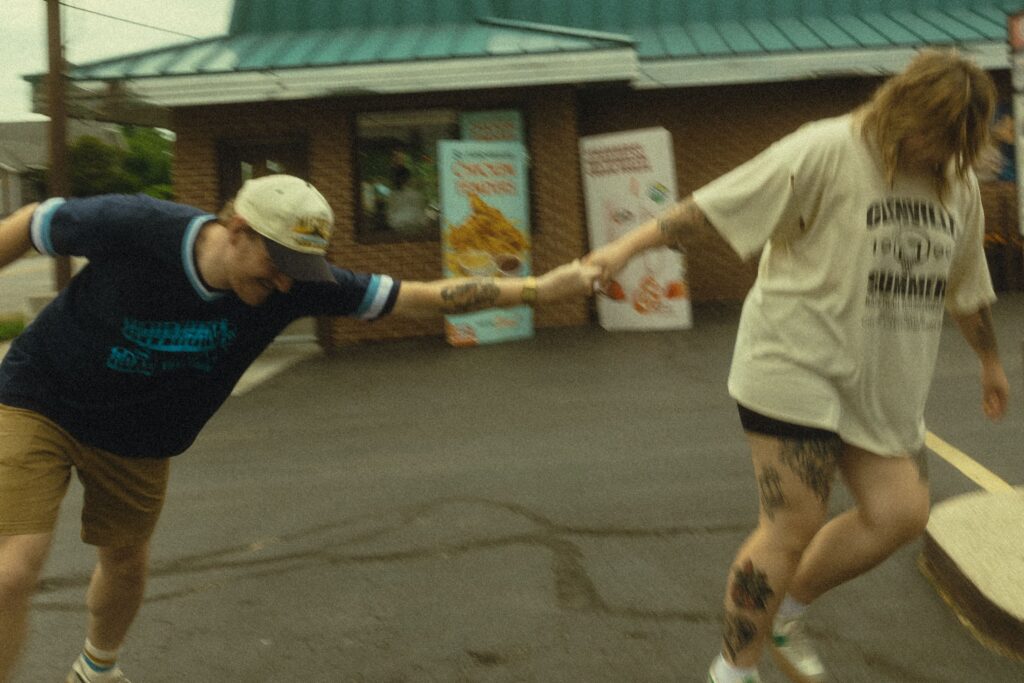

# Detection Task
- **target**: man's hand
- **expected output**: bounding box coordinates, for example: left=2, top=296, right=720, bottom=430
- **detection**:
left=536, top=259, right=601, bottom=303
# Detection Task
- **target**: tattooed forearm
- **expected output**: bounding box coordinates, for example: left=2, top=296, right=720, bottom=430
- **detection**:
left=658, top=197, right=713, bottom=251
left=970, top=307, right=998, bottom=354
left=953, top=306, right=999, bottom=357
left=758, top=465, right=786, bottom=520
left=779, top=434, right=841, bottom=503
left=723, top=611, right=758, bottom=662
left=730, top=559, right=775, bottom=611
left=439, top=279, right=501, bottom=313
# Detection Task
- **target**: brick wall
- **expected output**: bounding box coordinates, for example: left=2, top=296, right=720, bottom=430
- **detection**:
left=172, top=88, right=588, bottom=349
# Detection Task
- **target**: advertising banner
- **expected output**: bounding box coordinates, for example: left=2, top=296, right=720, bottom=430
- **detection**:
left=580, top=128, right=692, bottom=330
left=438, top=140, right=533, bottom=346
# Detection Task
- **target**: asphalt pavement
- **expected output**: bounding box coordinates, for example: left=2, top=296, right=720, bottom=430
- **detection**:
left=9, top=294, right=1024, bottom=682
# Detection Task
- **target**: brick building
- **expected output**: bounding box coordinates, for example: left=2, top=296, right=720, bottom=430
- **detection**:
left=38, top=0, right=1020, bottom=346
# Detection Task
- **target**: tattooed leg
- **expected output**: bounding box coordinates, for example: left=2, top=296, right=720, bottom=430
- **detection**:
left=758, top=465, right=786, bottom=520
left=721, top=557, right=777, bottom=664
left=730, top=559, right=775, bottom=611
left=723, top=611, right=758, bottom=663
left=778, top=435, right=842, bottom=503
left=786, top=444, right=932, bottom=604
left=717, top=432, right=835, bottom=667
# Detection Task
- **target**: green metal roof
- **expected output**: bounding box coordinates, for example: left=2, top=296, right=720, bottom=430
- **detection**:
left=70, top=21, right=628, bottom=80
left=223, top=0, right=1013, bottom=56
left=51, top=0, right=1018, bottom=109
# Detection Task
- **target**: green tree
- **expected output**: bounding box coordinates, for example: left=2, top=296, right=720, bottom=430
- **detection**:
left=69, top=135, right=136, bottom=196
left=123, top=126, right=174, bottom=199
left=67, top=127, right=174, bottom=199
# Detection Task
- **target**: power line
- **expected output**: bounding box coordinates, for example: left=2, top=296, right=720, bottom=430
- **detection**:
left=58, top=2, right=202, bottom=41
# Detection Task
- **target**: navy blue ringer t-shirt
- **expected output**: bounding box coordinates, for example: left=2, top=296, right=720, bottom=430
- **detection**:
left=0, top=194, right=400, bottom=458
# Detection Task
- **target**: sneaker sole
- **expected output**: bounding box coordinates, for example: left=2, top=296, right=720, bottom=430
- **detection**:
left=769, top=644, right=825, bottom=683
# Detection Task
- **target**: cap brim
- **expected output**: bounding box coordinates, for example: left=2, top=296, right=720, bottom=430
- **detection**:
left=263, top=237, right=334, bottom=282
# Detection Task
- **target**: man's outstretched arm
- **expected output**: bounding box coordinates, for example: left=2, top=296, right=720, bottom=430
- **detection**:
left=390, top=259, right=598, bottom=318
left=0, top=203, right=37, bottom=271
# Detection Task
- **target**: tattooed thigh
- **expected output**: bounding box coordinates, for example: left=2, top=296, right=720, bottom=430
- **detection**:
left=778, top=434, right=842, bottom=503
left=757, top=465, right=786, bottom=519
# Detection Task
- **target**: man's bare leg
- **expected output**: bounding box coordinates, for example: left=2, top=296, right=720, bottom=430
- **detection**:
left=84, top=541, right=152, bottom=652
left=0, top=533, right=55, bottom=682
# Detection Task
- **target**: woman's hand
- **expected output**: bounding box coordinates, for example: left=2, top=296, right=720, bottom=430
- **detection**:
left=536, top=259, right=601, bottom=303
left=980, top=360, right=1009, bottom=421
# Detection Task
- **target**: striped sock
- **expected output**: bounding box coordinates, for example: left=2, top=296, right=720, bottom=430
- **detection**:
left=78, top=639, right=118, bottom=676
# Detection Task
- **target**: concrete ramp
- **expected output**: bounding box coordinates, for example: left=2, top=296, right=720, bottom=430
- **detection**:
left=920, top=488, right=1024, bottom=661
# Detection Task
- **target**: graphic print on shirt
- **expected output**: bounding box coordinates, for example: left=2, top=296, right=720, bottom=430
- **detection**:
left=864, top=197, right=956, bottom=331
left=106, top=318, right=237, bottom=376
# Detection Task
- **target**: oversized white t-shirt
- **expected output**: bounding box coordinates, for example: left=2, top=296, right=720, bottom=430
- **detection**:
left=693, top=114, right=995, bottom=456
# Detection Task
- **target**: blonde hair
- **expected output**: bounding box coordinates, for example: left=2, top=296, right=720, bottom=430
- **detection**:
left=858, top=49, right=997, bottom=198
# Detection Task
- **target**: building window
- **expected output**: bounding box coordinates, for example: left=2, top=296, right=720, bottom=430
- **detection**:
left=355, top=109, right=458, bottom=243
left=217, top=137, right=309, bottom=206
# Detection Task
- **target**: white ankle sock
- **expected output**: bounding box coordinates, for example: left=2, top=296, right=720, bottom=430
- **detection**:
left=711, top=653, right=758, bottom=682
left=79, top=638, right=119, bottom=675
left=776, top=595, right=809, bottom=621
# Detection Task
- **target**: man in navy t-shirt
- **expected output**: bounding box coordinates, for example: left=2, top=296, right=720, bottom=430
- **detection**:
left=0, top=175, right=597, bottom=683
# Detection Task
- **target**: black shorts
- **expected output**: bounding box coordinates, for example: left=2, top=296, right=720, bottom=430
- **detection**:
left=737, top=403, right=839, bottom=441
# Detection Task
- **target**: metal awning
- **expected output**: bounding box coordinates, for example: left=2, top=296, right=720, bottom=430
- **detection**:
left=24, top=1, right=1016, bottom=115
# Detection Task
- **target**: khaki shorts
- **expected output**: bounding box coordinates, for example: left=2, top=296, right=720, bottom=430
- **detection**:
left=0, top=404, right=169, bottom=546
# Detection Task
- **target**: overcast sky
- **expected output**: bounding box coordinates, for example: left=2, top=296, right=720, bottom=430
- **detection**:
left=1, top=0, right=234, bottom=119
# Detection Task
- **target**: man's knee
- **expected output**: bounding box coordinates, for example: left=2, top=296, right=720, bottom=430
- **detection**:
left=0, top=534, right=53, bottom=599
left=97, top=542, right=150, bottom=584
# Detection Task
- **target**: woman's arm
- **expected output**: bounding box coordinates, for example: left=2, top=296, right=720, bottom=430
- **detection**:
left=390, top=259, right=598, bottom=318
left=950, top=306, right=1009, bottom=421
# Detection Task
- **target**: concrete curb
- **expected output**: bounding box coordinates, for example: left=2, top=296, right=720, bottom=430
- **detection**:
left=919, top=488, right=1024, bottom=661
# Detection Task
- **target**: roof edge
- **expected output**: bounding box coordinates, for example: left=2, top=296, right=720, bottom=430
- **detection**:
left=475, top=16, right=634, bottom=46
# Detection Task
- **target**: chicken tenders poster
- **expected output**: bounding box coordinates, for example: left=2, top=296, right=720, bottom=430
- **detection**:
left=439, top=140, right=533, bottom=347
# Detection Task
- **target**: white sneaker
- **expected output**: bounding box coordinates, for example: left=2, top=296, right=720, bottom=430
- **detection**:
left=770, top=614, right=826, bottom=682
left=708, top=659, right=765, bottom=683
left=707, top=666, right=762, bottom=683
left=66, top=658, right=132, bottom=683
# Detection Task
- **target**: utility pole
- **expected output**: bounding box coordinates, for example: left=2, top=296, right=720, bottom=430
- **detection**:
left=46, top=0, right=72, bottom=290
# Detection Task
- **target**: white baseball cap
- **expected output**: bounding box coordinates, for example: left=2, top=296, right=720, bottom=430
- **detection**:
left=233, top=174, right=335, bottom=282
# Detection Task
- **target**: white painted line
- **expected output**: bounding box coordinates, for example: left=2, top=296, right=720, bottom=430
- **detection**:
left=231, top=343, right=320, bottom=397
left=925, top=431, right=1015, bottom=494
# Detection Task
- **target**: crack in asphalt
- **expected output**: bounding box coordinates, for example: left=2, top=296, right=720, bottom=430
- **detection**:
left=35, top=496, right=745, bottom=624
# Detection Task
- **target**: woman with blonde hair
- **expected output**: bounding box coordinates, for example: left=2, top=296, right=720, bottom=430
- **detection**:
left=586, top=49, right=1009, bottom=682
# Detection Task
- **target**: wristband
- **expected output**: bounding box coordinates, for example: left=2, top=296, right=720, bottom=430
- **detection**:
left=520, top=276, right=538, bottom=306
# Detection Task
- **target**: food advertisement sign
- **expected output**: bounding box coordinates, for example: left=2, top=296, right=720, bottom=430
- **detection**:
left=439, top=141, right=533, bottom=346
left=580, top=128, right=692, bottom=330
